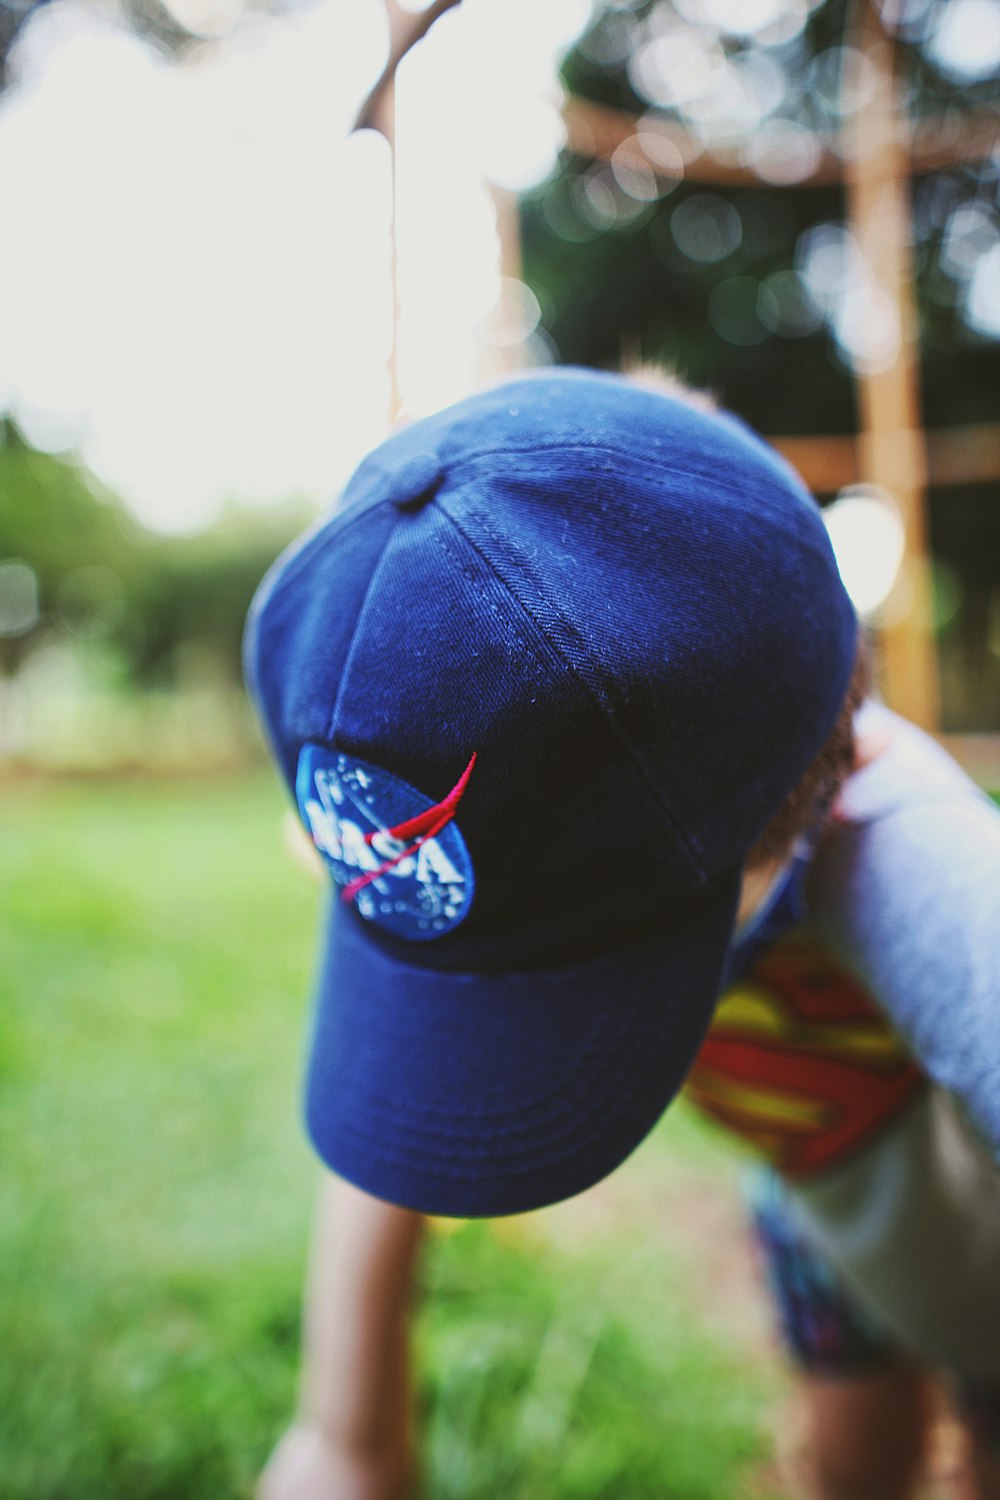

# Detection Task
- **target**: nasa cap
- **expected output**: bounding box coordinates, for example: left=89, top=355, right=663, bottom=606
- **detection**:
left=245, top=367, right=857, bottom=1216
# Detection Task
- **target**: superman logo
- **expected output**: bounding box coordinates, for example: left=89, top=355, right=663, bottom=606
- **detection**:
left=684, top=937, right=925, bottom=1178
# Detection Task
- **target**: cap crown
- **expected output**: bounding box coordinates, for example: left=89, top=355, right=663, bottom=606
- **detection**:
left=247, top=369, right=857, bottom=971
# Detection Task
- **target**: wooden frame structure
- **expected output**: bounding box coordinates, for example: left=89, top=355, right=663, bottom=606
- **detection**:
left=361, top=0, right=1000, bottom=745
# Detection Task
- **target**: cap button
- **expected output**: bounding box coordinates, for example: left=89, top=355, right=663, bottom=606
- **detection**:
left=389, top=452, right=442, bottom=511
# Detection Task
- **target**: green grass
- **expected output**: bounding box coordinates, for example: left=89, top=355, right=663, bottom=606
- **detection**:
left=0, top=775, right=786, bottom=1499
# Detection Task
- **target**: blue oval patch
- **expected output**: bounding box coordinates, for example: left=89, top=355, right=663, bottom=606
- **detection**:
left=295, top=746, right=475, bottom=940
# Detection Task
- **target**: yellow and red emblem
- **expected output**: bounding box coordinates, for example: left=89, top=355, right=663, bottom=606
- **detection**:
left=685, top=937, right=924, bottom=1178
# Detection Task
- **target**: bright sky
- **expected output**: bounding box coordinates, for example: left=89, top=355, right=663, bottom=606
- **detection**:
left=0, top=0, right=589, bottom=531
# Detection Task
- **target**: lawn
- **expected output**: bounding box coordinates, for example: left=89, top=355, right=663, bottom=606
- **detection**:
left=0, top=773, right=789, bottom=1500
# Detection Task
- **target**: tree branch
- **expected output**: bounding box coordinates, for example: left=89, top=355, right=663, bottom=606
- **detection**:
left=354, top=0, right=463, bottom=136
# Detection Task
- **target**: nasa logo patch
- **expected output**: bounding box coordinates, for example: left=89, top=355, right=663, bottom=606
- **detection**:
left=295, top=746, right=475, bottom=940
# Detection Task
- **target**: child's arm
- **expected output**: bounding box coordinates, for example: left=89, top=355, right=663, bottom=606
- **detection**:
left=258, top=1171, right=424, bottom=1500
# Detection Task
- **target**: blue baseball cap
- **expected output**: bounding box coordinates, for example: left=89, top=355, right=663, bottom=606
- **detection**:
left=245, top=368, right=857, bottom=1216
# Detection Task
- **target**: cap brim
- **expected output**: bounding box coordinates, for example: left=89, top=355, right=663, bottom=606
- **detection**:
left=304, top=873, right=741, bottom=1217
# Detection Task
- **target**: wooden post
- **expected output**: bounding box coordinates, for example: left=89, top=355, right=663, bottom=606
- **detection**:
left=355, top=0, right=464, bottom=424
left=363, top=64, right=401, bottom=423
left=842, top=0, right=939, bottom=727
left=488, top=184, right=526, bottom=375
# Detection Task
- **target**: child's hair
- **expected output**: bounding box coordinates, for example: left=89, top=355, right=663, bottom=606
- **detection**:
left=624, top=360, right=869, bottom=872
left=745, top=633, right=871, bottom=869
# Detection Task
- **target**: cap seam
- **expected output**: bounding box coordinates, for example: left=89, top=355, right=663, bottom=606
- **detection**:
left=438, top=502, right=708, bottom=880
left=243, top=511, right=342, bottom=704
left=325, top=510, right=402, bottom=742
left=324, top=1020, right=658, bottom=1178
left=438, top=441, right=835, bottom=569
left=247, top=504, right=399, bottom=714
left=440, top=439, right=792, bottom=509
left=351, top=995, right=624, bottom=1127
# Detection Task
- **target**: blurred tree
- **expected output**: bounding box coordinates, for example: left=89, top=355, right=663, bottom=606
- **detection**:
left=0, top=419, right=307, bottom=687
left=126, top=505, right=311, bottom=686
left=522, top=0, right=999, bottom=432
left=0, top=0, right=316, bottom=86
left=518, top=0, right=1000, bottom=729
left=0, top=421, right=138, bottom=677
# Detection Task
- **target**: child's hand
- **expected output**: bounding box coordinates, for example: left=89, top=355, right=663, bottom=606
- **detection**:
left=283, top=811, right=325, bottom=881
left=256, top=1420, right=415, bottom=1500
left=829, top=725, right=893, bottom=826
left=853, top=726, right=892, bottom=773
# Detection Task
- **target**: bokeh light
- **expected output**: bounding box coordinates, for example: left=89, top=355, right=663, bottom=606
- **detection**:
left=0, top=559, right=41, bottom=638
left=793, top=222, right=906, bottom=374
left=810, top=46, right=879, bottom=116
left=0, top=0, right=393, bottom=532
left=578, top=6, right=641, bottom=65
left=671, top=193, right=742, bottom=262
left=927, top=0, right=1000, bottom=81
left=824, top=486, right=907, bottom=618
left=941, top=203, right=1000, bottom=277
left=56, top=566, right=126, bottom=639
left=674, top=0, right=809, bottom=38
left=610, top=140, right=662, bottom=201
left=708, top=276, right=770, bottom=344
left=743, top=117, right=823, bottom=183
left=757, top=268, right=823, bottom=336
left=966, top=243, right=1000, bottom=337
left=541, top=174, right=603, bottom=243
left=485, top=277, right=543, bottom=348
left=0, top=0, right=589, bottom=532
left=629, top=23, right=728, bottom=113
left=389, top=0, right=590, bottom=417
left=158, top=0, right=245, bottom=41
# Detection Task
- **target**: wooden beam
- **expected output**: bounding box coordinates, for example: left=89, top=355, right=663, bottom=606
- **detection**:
left=771, top=434, right=860, bottom=493
left=561, top=96, right=841, bottom=185
left=926, top=422, right=1000, bottom=488
left=910, top=111, right=1000, bottom=175
left=561, top=94, right=1000, bottom=188
left=354, top=0, right=463, bottom=137
left=770, top=423, right=1000, bottom=494
left=352, top=0, right=462, bottom=423
left=939, top=735, right=1000, bottom=790
left=843, top=0, right=938, bottom=728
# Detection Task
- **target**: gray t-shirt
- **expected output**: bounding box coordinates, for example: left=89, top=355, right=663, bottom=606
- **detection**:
left=809, top=702, right=1000, bottom=1162
left=780, top=704, right=1000, bottom=1375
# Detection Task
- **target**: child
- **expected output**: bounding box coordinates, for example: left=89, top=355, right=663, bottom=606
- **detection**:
left=245, top=368, right=1000, bottom=1500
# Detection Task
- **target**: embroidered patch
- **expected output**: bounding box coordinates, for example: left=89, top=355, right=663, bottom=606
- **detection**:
left=295, top=746, right=475, bottom=939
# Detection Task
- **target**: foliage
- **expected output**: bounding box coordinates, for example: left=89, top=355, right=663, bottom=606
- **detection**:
left=0, top=0, right=315, bottom=87
left=523, top=171, right=853, bottom=435
left=519, top=0, right=1000, bottom=730
left=522, top=1, right=1000, bottom=434
left=419, top=1219, right=777, bottom=1500
left=0, top=775, right=786, bottom=1500
left=0, top=420, right=308, bottom=688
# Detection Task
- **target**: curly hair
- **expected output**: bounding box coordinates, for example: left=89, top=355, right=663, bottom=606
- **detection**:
left=745, top=633, right=871, bottom=870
